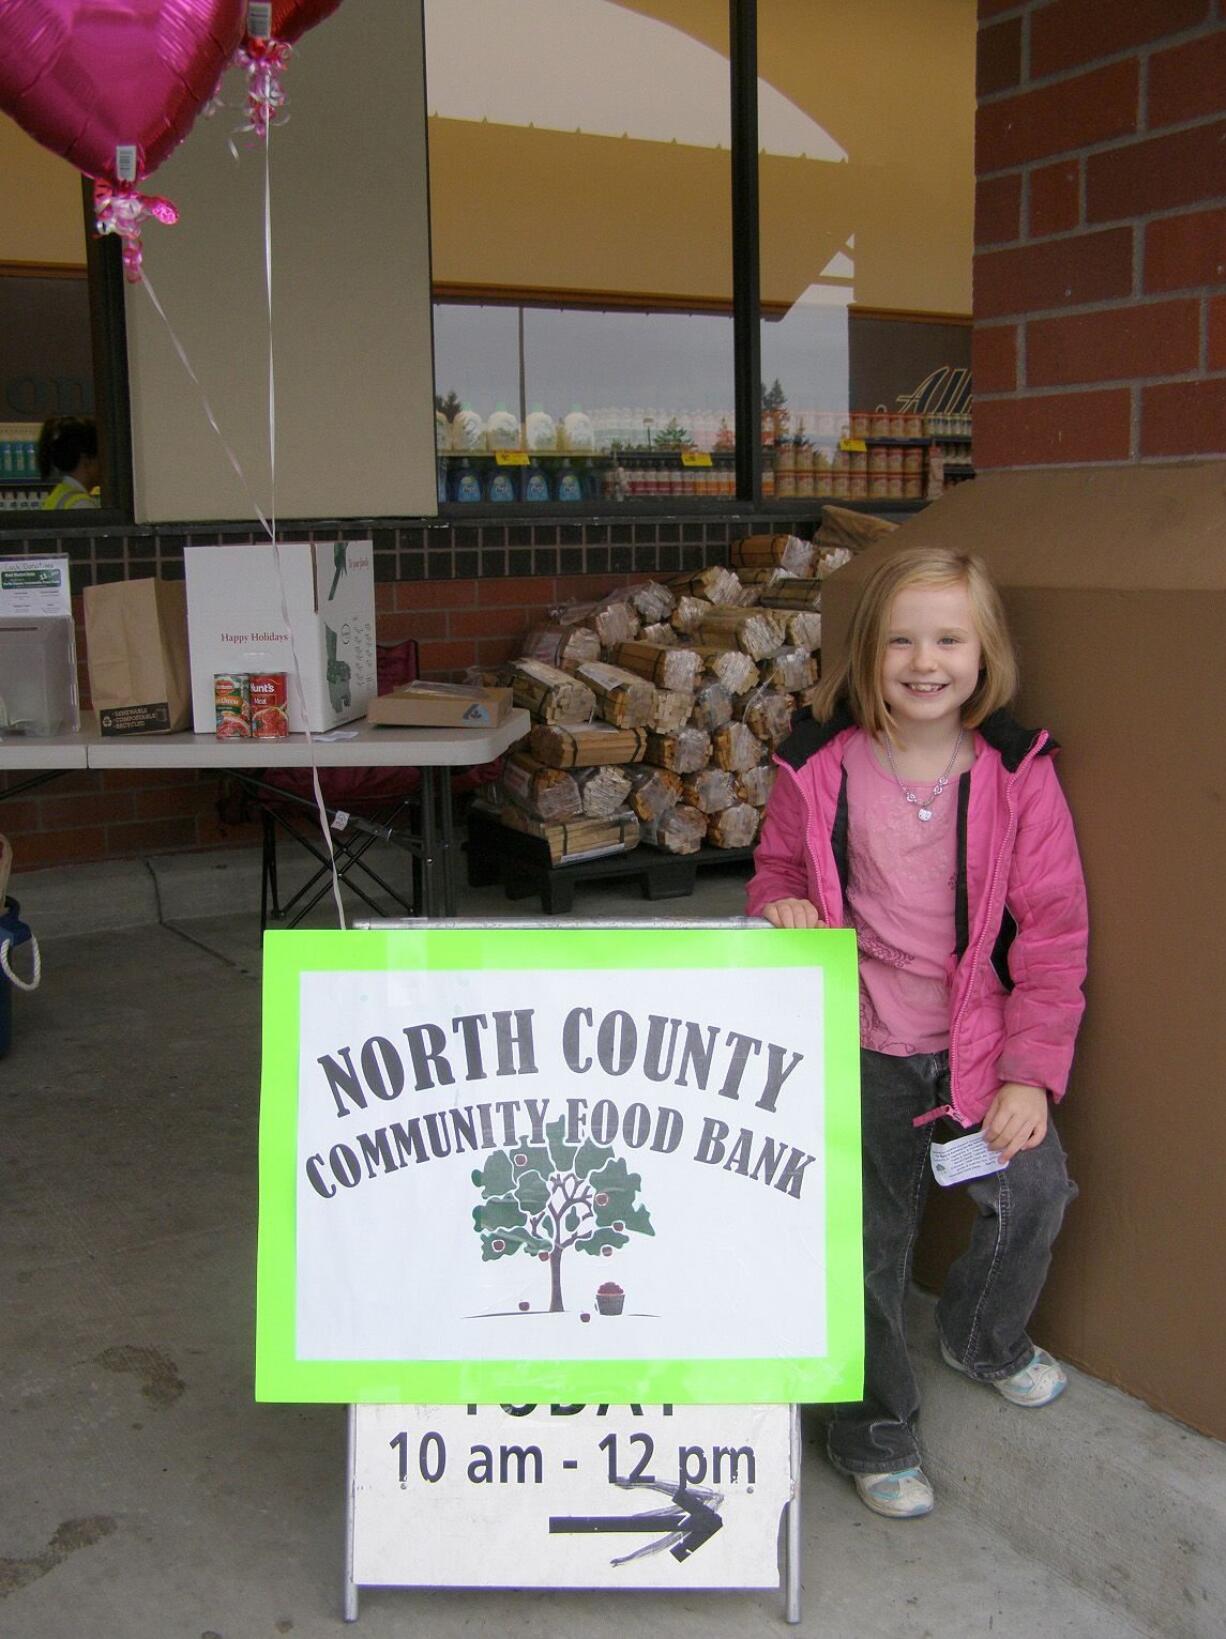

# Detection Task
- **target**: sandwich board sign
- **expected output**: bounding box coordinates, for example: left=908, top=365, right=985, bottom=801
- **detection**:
left=348, top=1401, right=796, bottom=1594
left=256, top=923, right=863, bottom=1408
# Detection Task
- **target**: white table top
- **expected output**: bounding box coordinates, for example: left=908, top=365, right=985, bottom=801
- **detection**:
left=0, top=711, right=530, bottom=772
left=0, top=733, right=90, bottom=770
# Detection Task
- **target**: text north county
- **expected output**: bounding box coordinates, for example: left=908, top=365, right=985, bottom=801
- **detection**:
left=316, top=1007, right=806, bottom=1117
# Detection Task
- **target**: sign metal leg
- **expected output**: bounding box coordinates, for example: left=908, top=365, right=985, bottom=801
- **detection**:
left=343, top=1404, right=359, bottom=1622
left=784, top=1403, right=802, bottom=1624
left=419, top=767, right=440, bottom=918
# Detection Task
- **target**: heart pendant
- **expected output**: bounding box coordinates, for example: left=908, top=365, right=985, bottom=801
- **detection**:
left=917, top=808, right=934, bottom=822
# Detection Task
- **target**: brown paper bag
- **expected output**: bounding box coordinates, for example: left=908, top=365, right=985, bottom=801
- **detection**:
left=84, top=578, right=191, bottom=735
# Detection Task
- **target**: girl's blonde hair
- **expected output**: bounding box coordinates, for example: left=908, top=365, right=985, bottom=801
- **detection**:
left=810, top=545, right=1018, bottom=738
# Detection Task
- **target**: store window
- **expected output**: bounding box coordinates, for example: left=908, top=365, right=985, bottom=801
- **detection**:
left=756, top=0, right=976, bottom=505
left=425, top=0, right=737, bottom=505
left=0, top=116, right=129, bottom=522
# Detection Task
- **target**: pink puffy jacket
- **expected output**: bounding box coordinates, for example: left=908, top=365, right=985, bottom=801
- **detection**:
left=746, top=705, right=1089, bottom=1127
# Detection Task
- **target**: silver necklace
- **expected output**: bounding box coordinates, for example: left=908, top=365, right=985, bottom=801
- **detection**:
left=881, top=731, right=964, bottom=822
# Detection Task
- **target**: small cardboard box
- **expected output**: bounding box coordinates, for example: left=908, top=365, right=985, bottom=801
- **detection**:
left=84, top=578, right=191, bottom=735
left=366, top=682, right=514, bottom=729
left=184, top=541, right=375, bottom=733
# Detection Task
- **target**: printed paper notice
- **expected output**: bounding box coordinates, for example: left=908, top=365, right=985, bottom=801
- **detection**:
left=930, top=1131, right=1010, bottom=1187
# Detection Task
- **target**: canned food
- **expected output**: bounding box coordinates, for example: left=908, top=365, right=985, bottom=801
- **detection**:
left=850, top=411, right=871, bottom=438
left=250, top=671, right=290, bottom=739
left=904, top=447, right=923, bottom=474
left=887, top=448, right=904, bottom=473
left=871, top=412, right=890, bottom=438
left=904, top=413, right=923, bottom=438
left=903, top=476, right=923, bottom=498
left=868, top=476, right=890, bottom=498
left=887, top=475, right=904, bottom=498
left=868, top=448, right=887, bottom=474
left=214, top=673, right=251, bottom=739
left=849, top=475, right=868, bottom=500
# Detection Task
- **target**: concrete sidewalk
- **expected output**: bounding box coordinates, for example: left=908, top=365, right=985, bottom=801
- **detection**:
left=2, top=851, right=1222, bottom=1638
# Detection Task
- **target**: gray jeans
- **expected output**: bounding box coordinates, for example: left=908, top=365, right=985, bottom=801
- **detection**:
left=828, top=1049, right=1078, bottom=1476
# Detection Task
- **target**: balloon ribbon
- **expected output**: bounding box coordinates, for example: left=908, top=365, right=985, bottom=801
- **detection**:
left=236, top=37, right=294, bottom=139
left=93, top=179, right=179, bottom=283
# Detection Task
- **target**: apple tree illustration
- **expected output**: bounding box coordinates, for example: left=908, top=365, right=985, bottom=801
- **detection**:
left=471, top=1115, right=654, bottom=1312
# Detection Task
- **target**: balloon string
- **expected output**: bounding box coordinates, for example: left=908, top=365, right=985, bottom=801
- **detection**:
left=140, top=270, right=273, bottom=537
left=262, top=123, right=347, bottom=929
left=140, top=179, right=346, bottom=926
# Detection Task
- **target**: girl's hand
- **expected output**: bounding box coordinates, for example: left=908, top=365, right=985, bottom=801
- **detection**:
left=762, top=898, right=824, bottom=929
left=982, top=1082, right=1049, bottom=1161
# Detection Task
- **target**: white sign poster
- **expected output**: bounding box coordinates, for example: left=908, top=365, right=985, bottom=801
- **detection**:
left=297, top=964, right=825, bottom=1365
left=351, top=1402, right=794, bottom=1590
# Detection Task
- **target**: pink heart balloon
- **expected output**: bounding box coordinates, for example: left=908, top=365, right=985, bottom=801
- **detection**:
left=0, top=0, right=245, bottom=184
left=269, top=0, right=343, bottom=47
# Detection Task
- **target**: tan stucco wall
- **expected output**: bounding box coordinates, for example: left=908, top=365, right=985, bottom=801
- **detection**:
left=0, top=115, right=86, bottom=265
left=123, top=0, right=437, bottom=522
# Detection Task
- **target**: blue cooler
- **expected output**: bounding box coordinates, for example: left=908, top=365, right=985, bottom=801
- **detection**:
left=0, top=897, right=32, bottom=1059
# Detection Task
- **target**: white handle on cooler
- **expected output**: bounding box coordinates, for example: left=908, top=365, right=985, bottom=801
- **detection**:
left=0, top=931, right=41, bottom=992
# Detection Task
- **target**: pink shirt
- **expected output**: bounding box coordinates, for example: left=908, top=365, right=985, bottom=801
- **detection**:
left=843, top=729, right=960, bottom=1055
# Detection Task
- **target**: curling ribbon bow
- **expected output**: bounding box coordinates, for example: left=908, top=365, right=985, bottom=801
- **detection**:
left=235, top=36, right=293, bottom=139
left=93, top=180, right=180, bottom=283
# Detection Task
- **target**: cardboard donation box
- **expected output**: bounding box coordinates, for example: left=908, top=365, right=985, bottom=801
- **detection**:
left=184, top=541, right=375, bottom=733
left=366, top=681, right=513, bottom=729
left=0, top=555, right=79, bottom=736
left=84, top=578, right=191, bottom=735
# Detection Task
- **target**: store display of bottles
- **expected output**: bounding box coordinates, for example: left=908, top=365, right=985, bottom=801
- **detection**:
left=437, top=448, right=738, bottom=505
left=436, top=401, right=742, bottom=503
left=0, top=426, right=51, bottom=509
left=435, top=402, right=971, bottom=505
left=760, top=403, right=974, bottom=503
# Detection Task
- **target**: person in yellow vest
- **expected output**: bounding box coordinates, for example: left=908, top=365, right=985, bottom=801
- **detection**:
left=38, top=416, right=101, bottom=510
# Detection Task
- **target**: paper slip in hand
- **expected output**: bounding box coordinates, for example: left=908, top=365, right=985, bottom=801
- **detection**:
left=930, top=1130, right=1010, bottom=1187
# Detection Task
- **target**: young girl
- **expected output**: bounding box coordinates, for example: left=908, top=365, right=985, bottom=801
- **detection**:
left=746, top=545, right=1088, bottom=1520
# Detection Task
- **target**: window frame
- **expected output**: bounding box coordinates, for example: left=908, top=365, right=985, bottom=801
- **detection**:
left=8, top=0, right=934, bottom=530
left=429, top=0, right=775, bottom=519
left=2, top=182, right=133, bottom=532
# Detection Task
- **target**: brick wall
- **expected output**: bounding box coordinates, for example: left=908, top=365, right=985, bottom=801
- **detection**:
left=973, top=0, right=1226, bottom=468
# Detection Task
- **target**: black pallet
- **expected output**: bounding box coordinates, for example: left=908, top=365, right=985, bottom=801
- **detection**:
left=465, top=805, right=754, bottom=915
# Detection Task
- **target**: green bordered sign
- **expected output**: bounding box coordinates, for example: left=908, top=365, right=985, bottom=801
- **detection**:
left=257, top=925, right=862, bottom=1405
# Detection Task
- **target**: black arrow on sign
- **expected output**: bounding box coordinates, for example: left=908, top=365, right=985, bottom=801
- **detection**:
left=550, top=1481, right=724, bottom=1563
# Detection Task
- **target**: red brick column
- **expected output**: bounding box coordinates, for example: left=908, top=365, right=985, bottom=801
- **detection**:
left=973, top=0, right=1226, bottom=468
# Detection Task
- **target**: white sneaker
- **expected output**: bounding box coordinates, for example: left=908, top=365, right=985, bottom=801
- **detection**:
left=941, top=1341, right=1068, bottom=1408
left=852, top=1466, right=934, bottom=1519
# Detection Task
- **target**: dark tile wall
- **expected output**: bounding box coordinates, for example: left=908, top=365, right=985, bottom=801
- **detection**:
left=0, top=508, right=845, bottom=589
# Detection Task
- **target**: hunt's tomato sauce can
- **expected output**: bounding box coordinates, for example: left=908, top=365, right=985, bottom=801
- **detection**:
left=250, top=671, right=290, bottom=739
left=214, top=673, right=251, bottom=739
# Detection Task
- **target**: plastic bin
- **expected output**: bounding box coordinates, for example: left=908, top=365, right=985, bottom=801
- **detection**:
left=0, top=896, right=31, bottom=1058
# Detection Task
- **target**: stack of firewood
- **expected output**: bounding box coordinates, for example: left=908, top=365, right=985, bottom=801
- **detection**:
left=474, top=509, right=893, bottom=867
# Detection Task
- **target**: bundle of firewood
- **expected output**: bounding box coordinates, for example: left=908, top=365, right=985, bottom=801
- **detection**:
left=480, top=519, right=883, bottom=866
